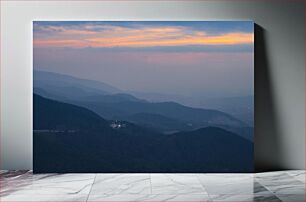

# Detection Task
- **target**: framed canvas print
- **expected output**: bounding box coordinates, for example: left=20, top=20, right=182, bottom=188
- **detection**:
left=33, top=21, right=254, bottom=173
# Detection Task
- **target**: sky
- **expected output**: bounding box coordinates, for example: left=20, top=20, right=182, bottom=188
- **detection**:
left=33, top=21, right=254, bottom=98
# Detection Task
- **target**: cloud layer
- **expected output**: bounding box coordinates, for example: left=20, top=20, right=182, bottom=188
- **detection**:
left=34, top=21, right=254, bottom=50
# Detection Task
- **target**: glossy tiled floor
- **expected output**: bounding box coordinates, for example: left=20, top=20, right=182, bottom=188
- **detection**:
left=0, top=170, right=305, bottom=202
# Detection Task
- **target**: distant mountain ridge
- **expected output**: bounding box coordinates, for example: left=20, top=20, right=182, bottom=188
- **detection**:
left=34, top=70, right=253, bottom=141
left=77, top=100, right=247, bottom=127
left=126, top=112, right=192, bottom=133
left=34, top=70, right=121, bottom=96
left=128, top=92, right=254, bottom=126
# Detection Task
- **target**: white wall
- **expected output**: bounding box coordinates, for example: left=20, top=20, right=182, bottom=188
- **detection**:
left=1, top=0, right=304, bottom=170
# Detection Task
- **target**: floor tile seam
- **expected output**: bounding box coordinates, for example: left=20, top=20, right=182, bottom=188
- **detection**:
left=86, top=174, right=97, bottom=202
left=149, top=174, right=153, bottom=195
left=194, top=174, right=214, bottom=201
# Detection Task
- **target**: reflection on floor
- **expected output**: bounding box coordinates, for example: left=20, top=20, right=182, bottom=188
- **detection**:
left=0, top=170, right=305, bottom=202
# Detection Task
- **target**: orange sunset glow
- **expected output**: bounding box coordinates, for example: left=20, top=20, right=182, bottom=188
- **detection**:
left=34, top=23, right=253, bottom=48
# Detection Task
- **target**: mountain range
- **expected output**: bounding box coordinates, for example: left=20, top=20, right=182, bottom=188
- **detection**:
left=34, top=94, right=253, bottom=173
left=34, top=70, right=253, bottom=140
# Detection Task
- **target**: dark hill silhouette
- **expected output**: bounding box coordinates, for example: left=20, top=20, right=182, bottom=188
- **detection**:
left=34, top=94, right=108, bottom=130
left=169, top=127, right=253, bottom=171
left=34, top=94, right=253, bottom=173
